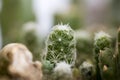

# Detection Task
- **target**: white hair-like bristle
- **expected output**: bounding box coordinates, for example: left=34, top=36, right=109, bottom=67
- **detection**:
left=53, top=24, right=71, bottom=31
left=94, top=31, right=110, bottom=41
left=80, top=61, right=93, bottom=68
left=54, top=61, right=72, bottom=75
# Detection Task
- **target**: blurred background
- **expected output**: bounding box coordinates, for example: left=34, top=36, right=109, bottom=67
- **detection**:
left=0, top=0, right=120, bottom=49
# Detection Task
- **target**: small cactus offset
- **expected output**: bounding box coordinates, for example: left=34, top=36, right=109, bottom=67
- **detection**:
left=45, top=24, right=76, bottom=65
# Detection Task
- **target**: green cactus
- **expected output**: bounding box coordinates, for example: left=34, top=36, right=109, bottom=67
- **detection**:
left=42, top=60, right=54, bottom=80
left=45, top=24, right=76, bottom=65
left=99, top=48, right=116, bottom=80
left=22, top=22, right=42, bottom=61
left=75, top=30, right=93, bottom=67
left=115, top=28, right=120, bottom=80
left=94, top=31, right=111, bottom=80
left=94, top=31, right=111, bottom=53
left=79, top=61, right=96, bottom=80
left=42, top=60, right=54, bottom=73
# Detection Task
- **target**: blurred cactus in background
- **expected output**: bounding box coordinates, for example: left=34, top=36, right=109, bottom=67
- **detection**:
left=115, top=28, right=120, bottom=80
left=75, top=30, right=93, bottom=67
left=45, top=24, right=76, bottom=65
left=0, top=26, right=2, bottom=49
left=94, top=31, right=111, bottom=51
left=79, top=61, right=96, bottom=80
left=99, top=48, right=115, bottom=80
left=21, top=22, right=42, bottom=61
left=94, top=31, right=111, bottom=80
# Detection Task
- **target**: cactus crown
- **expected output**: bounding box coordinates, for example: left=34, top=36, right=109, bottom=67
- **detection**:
left=45, top=24, right=76, bottom=65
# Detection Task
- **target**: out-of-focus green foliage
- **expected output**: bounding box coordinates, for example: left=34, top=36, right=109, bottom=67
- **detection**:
left=1, top=0, right=35, bottom=45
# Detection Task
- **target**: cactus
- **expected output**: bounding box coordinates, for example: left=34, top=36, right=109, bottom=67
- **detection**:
left=99, top=48, right=116, bottom=80
left=79, top=61, right=96, bottom=80
left=22, top=22, right=42, bottom=61
left=94, top=31, right=111, bottom=80
left=42, top=60, right=54, bottom=73
left=115, top=28, right=120, bottom=80
left=75, top=30, right=93, bottom=67
left=45, top=24, right=76, bottom=65
left=94, top=31, right=111, bottom=52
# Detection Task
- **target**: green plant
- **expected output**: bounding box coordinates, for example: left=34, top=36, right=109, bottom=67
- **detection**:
left=94, top=31, right=111, bottom=80
left=75, top=30, right=93, bottom=67
left=99, top=48, right=115, bottom=80
left=45, top=24, right=76, bottom=65
left=22, top=22, right=42, bottom=61
left=115, top=28, right=120, bottom=80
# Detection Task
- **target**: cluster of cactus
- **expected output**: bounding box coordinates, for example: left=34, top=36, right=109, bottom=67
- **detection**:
left=43, top=24, right=120, bottom=80
left=94, top=31, right=117, bottom=80
left=1, top=23, right=120, bottom=80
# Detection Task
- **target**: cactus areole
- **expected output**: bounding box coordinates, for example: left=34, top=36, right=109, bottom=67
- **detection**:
left=45, top=24, right=76, bottom=65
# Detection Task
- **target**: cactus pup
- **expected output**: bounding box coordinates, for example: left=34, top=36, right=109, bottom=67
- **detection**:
left=45, top=24, right=76, bottom=65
